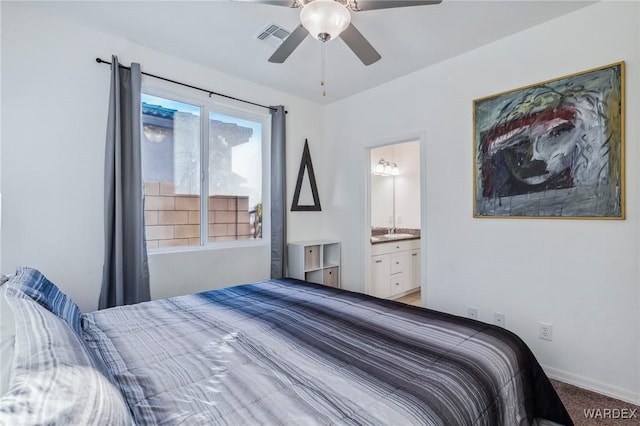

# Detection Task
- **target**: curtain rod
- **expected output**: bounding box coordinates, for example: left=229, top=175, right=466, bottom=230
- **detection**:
left=96, top=58, right=283, bottom=113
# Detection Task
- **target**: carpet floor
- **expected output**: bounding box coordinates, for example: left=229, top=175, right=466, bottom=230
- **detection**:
left=551, top=379, right=639, bottom=425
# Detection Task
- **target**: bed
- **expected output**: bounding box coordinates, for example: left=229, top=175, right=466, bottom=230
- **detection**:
left=0, top=267, right=573, bottom=425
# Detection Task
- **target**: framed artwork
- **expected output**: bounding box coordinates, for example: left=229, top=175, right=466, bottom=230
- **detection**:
left=473, top=62, right=624, bottom=219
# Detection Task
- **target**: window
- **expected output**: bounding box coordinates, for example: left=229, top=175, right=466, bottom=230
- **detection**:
left=141, top=93, right=268, bottom=251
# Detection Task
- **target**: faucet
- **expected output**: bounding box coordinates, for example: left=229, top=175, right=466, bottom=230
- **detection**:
left=388, top=227, right=395, bottom=235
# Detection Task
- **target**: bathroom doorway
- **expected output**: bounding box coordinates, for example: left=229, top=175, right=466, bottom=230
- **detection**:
left=365, top=137, right=425, bottom=305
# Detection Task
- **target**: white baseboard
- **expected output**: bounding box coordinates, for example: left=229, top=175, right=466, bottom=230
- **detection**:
left=542, top=365, right=640, bottom=406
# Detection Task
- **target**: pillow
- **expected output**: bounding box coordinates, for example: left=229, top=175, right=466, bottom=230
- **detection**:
left=0, top=289, right=134, bottom=425
left=0, top=287, right=15, bottom=396
left=6, top=267, right=82, bottom=335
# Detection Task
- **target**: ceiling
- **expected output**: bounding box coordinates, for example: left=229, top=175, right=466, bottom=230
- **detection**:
left=33, top=0, right=595, bottom=104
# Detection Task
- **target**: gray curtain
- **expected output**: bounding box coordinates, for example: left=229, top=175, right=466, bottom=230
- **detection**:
left=270, top=106, right=287, bottom=278
left=99, top=55, right=150, bottom=309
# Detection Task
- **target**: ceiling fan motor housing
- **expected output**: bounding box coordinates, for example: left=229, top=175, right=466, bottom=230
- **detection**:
left=299, top=0, right=351, bottom=42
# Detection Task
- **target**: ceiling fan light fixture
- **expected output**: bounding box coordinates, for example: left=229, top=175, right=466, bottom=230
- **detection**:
left=300, top=0, right=351, bottom=43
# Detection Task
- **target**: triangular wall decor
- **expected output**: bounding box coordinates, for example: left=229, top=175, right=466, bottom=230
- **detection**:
left=291, top=139, right=321, bottom=211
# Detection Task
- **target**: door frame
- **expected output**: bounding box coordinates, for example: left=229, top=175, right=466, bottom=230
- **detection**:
left=363, top=131, right=428, bottom=305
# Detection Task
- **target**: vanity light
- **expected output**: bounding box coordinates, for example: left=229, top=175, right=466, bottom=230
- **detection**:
left=373, top=159, right=400, bottom=177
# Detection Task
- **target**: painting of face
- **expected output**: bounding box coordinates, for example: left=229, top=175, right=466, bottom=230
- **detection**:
left=474, top=62, right=624, bottom=218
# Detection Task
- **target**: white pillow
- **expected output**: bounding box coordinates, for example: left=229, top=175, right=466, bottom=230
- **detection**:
left=0, top=286, right=16, bottom=396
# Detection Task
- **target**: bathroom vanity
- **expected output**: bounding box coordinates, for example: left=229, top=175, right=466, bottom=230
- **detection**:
left=370, top=234, right=420, bottom=299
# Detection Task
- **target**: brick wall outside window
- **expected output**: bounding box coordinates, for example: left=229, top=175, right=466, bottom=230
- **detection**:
left=144, top=181, right=255, bottom=250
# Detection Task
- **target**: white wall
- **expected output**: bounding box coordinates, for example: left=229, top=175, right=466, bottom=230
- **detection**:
left=0, top=3, right=3, bottom=272
left=1, top=2, right=324, bottom=312
left=324, top=1, right=640, bottom=404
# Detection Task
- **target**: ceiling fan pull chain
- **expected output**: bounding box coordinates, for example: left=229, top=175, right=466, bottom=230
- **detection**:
left=320, top=43, right=326, bottom=97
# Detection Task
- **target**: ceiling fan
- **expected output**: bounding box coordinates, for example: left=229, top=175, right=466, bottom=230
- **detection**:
left=236, top=0, right=442, bottom=66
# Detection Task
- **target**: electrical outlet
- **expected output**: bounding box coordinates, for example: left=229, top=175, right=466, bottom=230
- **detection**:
left=493, top=312, right=505, bottom=327
left=539, top=322, right=553, bottom=341
left=388, top=216, right=393, bottom=224
left=467, top=307, right=478, bottom=320
left=396, top=215, right=402, bottom=224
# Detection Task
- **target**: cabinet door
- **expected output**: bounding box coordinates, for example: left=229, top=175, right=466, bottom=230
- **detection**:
left=410, top=249, right=420, bottom=289
left=389, top=272, right=409, bottom=297
left=371, top=255, right=391, bottom=298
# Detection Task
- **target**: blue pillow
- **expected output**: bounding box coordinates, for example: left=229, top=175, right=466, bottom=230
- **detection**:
left=7, top=267, right=83, bottom=335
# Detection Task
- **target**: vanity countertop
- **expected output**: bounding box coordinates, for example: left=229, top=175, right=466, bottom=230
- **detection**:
left=370, top=228, right=420, bottom=245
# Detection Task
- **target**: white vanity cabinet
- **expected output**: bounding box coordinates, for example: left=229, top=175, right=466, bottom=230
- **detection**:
left=371, top=255, right=391, bottom=298
left=370, top=239, right=420, bottom=299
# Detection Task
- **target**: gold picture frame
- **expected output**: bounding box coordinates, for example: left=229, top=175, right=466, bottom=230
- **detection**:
left=473, top=62, right=625, bottom=219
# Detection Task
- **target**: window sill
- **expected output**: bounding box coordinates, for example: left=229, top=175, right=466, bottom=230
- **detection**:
left=148, top=239, right=267, bottom=256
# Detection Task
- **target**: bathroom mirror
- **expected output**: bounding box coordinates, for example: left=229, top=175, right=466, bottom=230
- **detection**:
left=370, top=141, right=420, bottom=231
left=370, top=145, right=395, bottom=229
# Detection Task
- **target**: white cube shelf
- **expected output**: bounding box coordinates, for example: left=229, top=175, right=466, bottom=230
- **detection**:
left=288, top=240, right=341, bottom=288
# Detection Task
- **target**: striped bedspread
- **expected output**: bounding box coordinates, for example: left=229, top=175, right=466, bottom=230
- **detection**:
left=82, top=278, right=572, bottom=425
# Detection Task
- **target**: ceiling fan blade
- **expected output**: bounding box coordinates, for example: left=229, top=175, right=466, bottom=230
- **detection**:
left=352, top=0, right=441, bottom=11
left=231, top=0, right=300, bottom=7
left=269, top=24, right=308, bottom=63
left=340, top=23, right=381, bottom=66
